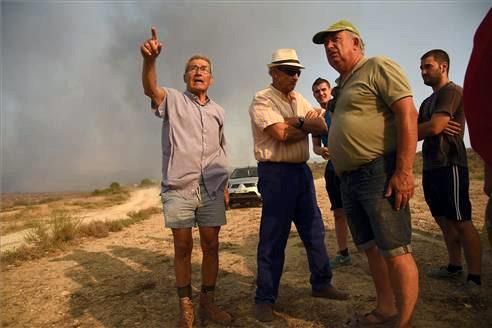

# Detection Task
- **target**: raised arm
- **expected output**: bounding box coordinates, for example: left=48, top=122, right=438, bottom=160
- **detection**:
left=140, top=27, right=166, bottom=107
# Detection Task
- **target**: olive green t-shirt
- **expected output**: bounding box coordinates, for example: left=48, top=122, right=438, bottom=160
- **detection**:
left=328, top=56, right=413, bottom=174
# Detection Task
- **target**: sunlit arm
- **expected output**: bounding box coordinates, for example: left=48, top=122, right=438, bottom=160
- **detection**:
left=303, top=110, right=328, bottom=135
left=312, top=135, right=330, bottom=160
left=265, top=118, right=308, bottom=143
left=386, top=96, right=418, bottom=210
left=142, top=58, right=166, bottom=107
left=312, top=136, right=324, bottom=155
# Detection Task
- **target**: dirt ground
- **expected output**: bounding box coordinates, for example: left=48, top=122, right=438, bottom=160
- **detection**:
left=1, top=177, right=491, bottom=328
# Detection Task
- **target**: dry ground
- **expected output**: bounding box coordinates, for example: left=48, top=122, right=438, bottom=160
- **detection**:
left=1, top=177, right=491, bottom=328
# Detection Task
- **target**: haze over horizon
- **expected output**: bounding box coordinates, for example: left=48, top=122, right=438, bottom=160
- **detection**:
left=2, top=1, right=490, bottom=193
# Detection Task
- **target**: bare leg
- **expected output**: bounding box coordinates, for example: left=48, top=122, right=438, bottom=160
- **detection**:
left=365, top=246, right=398, bottom=316
left=197, top=226, right=231, bottom=325
left=333, top=208, right=349, bottom=252
left=386, top=253, right=419, bottom=328
left=198, top=226, right=221, bottom=286
left=172, top=228, right=194, bottom=287
left=434, top=216, right=462, bottom=266
left=451, top=221, right=482, bottom=275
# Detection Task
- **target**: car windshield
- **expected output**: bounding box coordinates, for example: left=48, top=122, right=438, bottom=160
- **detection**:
left=230, top=167, right=258, bottom=179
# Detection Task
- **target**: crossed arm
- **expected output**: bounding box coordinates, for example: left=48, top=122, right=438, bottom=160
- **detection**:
left=265, top=110, right=328, bottom=142
left=418, top=112, right=461, bottom=140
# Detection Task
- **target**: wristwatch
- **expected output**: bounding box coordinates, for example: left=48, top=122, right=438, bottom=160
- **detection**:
left=297, top=116, right=305, bottom=129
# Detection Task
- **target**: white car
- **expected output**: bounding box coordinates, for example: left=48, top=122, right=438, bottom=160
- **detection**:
left=228, top=166, right=261, bottom=208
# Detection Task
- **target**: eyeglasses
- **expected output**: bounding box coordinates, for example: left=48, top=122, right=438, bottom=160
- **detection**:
left=187, top=65, right=211, bottom=74
left=326, top=86, right=340, bottom=113
left=277, top=66, right=301, bottom=77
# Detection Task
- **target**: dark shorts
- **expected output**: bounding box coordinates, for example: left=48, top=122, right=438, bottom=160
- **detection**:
left=422, top=165, right=472, bottom=221
left=339, top=155, right=412, bottom=257
left=324, top=161, right=343, bottom=210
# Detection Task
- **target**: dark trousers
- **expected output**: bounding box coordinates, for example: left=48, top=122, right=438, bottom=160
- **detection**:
left=255, top=162, right=332, bottom=304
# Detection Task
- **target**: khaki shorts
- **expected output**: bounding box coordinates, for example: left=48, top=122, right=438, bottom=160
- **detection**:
left=161, top=181, right=226, bottom=229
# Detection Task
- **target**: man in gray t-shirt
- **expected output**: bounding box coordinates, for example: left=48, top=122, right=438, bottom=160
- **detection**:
left=418, top=49, right=482, bottom=292
left=140, top=27, right=231, bottom=327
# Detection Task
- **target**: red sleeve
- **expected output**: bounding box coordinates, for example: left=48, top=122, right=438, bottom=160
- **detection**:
left=463, top=8, right=492, bottom=166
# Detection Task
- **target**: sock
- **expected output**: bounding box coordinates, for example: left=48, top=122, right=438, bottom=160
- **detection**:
left=177, top=285, right=192, bottom=298
left=467, top=274, right=481, bottom=285
left=447, top=264, right=463, bottom=273
left=201, top=285, right=215, bottom=294
left=339, top=248, right=349, bottom=257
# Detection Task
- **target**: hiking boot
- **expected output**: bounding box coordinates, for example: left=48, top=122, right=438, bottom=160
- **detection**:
left=453, top=280, right=482, bottom=297
left=177, top=297, right=194, bottom=328
left=312, top=285, right=349, bottom=300
left=199, top=291, right=232, bottom=326
left=253, top=303, right=274, bottom=322
left=427, top=266, right=463, bottom=280
left=331, top=254, right=352, bottom=269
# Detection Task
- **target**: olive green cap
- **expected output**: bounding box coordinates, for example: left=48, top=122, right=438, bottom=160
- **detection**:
left=312, top=19, right=361, bottom=44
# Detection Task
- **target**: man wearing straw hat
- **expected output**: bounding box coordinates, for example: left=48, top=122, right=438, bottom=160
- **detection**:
left=249, top=48, right=349, bottom=323
left=312, top=20, right=419, bottom=327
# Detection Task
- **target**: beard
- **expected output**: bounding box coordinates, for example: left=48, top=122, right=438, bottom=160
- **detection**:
left=423, top=75, right=439, bottom=87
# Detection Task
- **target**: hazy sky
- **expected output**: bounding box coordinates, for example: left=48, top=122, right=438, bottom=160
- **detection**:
left=1, top=1, right=490, bottom=192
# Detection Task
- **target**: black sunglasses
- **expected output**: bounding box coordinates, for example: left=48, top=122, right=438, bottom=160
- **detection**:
left=277, top=66, right=302, bottom=77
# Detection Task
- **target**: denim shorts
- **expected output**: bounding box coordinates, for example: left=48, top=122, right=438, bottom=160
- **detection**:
left=339, top=155, right=412, bottom=257
left=325, top=161, right=343, bottom=210
left=160, top=180, right=226, bottom=229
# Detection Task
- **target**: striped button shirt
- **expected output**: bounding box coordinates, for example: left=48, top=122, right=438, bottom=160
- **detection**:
left=153, top=87, right=228, bottom=198
left=249, top=85, right=313, bottom=163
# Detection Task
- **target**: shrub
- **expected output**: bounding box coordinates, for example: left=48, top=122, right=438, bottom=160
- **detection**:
left=91, top=189, right=103, bottom=196
left=127, top=207, right=161, bottom=222
left=79, top=220, right=109, bottom=238
left=106, top=220, right=124, bottom=232
left=50, top=211, right=81, bottom=243
left=24, top=221, right=51, bottom=250
left=109, top=182, right=121, bottom=192
left=24, top=211, right=81, bottom=249
left=139, top=178, right=156, bottom=187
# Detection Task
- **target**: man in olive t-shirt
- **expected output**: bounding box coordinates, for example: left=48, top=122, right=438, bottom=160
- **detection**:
left=313, top=20, right=419, bottom=327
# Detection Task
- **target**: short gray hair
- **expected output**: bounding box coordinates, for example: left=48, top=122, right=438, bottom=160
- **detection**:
left=184, top=54, right=212, bottom=74
left=349, top=31, right=365, bottom=54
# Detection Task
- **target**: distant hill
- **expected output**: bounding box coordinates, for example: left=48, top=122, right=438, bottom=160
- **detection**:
left=308, top=148, right=484, bottom=180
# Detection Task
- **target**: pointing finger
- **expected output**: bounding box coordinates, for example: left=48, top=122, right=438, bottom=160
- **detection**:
left=151, top=26, right=158, bottom=40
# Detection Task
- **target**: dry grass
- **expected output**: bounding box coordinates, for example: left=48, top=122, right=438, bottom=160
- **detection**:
left=24, top=211, right=81, bottom=249
left=1, top=185, right=131, bottom=236
left=1, top=206, right=161, bottom=267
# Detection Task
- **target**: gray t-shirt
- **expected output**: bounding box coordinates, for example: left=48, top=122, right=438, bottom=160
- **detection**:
left=153, top=87, right=228, bottom=198
left=418, top=82, right=468, bottom=170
